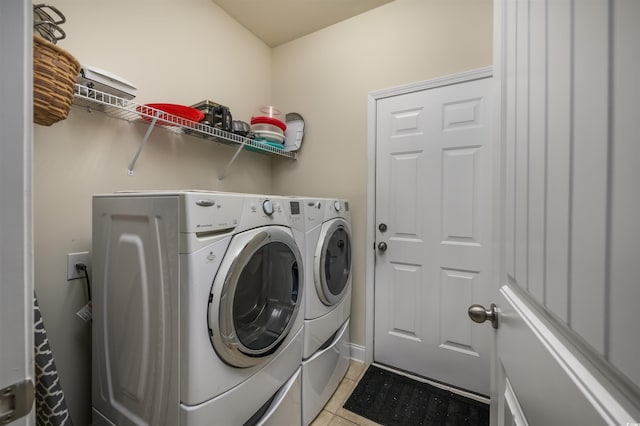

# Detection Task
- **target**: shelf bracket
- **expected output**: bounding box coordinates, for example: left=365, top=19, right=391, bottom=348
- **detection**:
left=128, top=112, right=159, bottom=175
left=217, top=139, right=247, bottom=180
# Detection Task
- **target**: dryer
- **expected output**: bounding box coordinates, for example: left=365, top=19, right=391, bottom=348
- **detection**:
left=92, top=191, right=304, bottom=426
left=283, top=197, right=352, bottom=425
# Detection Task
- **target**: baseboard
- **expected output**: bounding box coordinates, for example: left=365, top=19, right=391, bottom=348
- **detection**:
left=348, top=342, right=366, bottom=363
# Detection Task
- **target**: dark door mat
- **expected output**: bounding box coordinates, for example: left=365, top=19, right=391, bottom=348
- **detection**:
left=343, top=365, right=489, bottom=426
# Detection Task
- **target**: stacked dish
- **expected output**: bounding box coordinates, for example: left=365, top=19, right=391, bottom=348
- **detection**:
left=251, top=116, right=287, bottom=144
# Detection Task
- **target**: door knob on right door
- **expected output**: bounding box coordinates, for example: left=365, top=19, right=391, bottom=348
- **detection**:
left=468, top=303, right=499, bottom=329
left=377, top=242, right=387, bottom=252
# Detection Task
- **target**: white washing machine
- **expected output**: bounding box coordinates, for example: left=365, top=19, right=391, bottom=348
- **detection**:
left=281, top=197, right=352, bottom=425
left=92, top=190, right=304, bottom=426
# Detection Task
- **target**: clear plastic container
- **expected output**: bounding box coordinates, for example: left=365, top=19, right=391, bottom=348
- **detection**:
left=258, top=106, right=281, bottom=118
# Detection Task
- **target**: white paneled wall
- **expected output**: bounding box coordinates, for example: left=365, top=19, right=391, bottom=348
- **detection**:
left=609, top=0, right=640, bottom=389
left=503, top=0, right=640, bottom=391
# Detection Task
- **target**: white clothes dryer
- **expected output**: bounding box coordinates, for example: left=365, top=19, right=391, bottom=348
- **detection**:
left=92, top=191, right=304, bottom=426
left=281, top=197, right=352, bottom=425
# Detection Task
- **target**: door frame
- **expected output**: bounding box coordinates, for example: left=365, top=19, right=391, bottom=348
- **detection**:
left=364, top=66, right=493, bottom=364
left=0, top=0, right=34, bottom=424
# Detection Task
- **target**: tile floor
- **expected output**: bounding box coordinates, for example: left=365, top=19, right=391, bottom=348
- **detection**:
left=309, top=360, right=381, bottom=426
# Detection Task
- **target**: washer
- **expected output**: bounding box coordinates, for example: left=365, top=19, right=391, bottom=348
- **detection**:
left=282, top=197, right=352, bottom=425
left=92, top=191, right=304, bottom=426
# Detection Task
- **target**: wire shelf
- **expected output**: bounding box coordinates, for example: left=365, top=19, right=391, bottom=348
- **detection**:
left=72, top=84, right=297, bottom=159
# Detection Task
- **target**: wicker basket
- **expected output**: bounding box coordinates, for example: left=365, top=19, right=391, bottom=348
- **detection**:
left=33, top=35, right=80, bottom=126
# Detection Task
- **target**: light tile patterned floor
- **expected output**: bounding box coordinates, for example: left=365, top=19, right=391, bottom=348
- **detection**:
left=309, top=361, right=382, bottom=426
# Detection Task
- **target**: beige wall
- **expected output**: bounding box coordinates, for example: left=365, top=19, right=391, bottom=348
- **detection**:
left=271, top=0, right=493, bottom=350
left=32, top=0, right=492, bottom=424
left=33, top=0, right=273, bottom=424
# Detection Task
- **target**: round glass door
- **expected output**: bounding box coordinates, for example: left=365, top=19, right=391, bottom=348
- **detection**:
left=233, top=241, right=299, bottom=351
left=315, top=219, right=352, bottom=306
left=209, top=227, right=303, bottom=367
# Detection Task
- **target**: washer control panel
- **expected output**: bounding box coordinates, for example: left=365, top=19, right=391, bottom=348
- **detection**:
left=262, top=199, right=274, bottom=216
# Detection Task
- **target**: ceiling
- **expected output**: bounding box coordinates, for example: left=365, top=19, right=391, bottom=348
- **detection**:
left=210, top=0, right=396, bottom=47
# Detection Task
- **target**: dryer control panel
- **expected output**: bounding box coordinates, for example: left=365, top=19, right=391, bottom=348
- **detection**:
left=262, top=199, right=274, bottom=216
left=324, top=199, right=351, bottom=222
left=241, top=197, right=291, bottom=229
left=182, top=193, right=244, bottom=233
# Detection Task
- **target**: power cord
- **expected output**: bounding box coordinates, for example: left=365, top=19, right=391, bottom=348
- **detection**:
left=75, top=263, right=91, bottom=302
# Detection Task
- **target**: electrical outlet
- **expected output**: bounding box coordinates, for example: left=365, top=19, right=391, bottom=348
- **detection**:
left=67, top=251, right=90, bottom=281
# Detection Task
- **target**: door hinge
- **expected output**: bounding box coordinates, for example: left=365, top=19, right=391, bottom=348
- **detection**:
left=0, top=379, right=34, bottom=424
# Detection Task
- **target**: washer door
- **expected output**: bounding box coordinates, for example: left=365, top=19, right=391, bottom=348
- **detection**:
left=209, top=226, right=303, bottom=367
left=314, top=218, right=352, bottom=306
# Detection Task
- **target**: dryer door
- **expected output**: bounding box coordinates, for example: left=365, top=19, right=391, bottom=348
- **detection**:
left=314, top=218, right=352, bottom=306
left=209, top=226, right=303, bottom=367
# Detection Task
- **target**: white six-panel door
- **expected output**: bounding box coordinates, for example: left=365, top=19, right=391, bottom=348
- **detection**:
left=374, top=75, right=494, bottom=396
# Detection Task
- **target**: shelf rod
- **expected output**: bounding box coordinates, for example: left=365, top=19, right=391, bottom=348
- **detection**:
left=128, top=112, right=159, bottom=175
left=217, top=139, right=247, bottom=180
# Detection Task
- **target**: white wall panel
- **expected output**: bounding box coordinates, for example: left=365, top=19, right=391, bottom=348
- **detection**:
left=502, top=0, right=640, bottom=396
left=504, top=0, right=517, bottom=283
left=514, top=0, right=529, bottom=291
left=544, top=0, right=572, bottom=324
left=608, top=0, right=640, bottom=387
left=569, top=0, right=609, bottom=355
left=527, top=0, right=546, bottom=304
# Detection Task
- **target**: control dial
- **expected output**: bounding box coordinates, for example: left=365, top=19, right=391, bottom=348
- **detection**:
left=334, top=201, right=341, bottom=211
left=262, top=199, right=274, bottom=216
